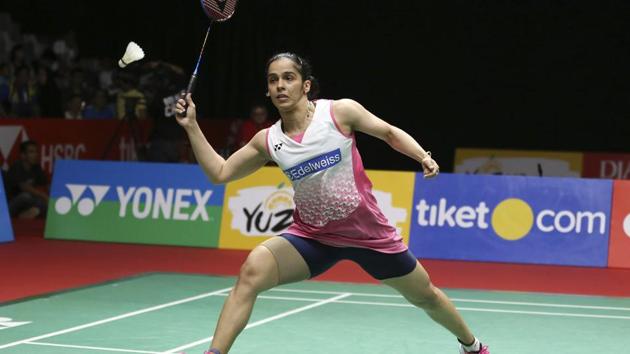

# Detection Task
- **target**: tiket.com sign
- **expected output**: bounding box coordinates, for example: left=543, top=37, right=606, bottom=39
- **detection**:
left=416, top=198, right=606, bottom=241
left=409, top=173, right=612, bottom=267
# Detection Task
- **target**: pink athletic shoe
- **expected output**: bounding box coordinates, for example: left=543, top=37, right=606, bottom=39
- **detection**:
left=459, top=344, right=489, bottom=354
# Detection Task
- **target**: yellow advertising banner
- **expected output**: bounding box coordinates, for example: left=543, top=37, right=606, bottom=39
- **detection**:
left=218, top=167, right=416, bottom=250
left=218, top=167, right=293, bottom=250
left=364, top=170, right=415, bottom=245
left=454, top=148, right=583, bottom=177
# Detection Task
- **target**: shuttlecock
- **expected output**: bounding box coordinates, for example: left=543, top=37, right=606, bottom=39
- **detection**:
left=118, top=41, right=145, bottom=68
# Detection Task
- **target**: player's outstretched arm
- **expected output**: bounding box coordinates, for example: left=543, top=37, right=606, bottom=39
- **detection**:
left=332, top=98, right=439, bottom=178
left=175, top=94, right=269, bottom=184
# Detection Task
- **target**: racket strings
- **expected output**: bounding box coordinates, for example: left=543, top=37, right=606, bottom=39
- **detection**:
left=202, top=0, right=237, bottom=20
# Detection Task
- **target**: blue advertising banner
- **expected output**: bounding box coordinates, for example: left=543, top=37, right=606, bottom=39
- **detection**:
left=45, top=160, right=225, bottom=247
left=409, top=173, right=612, bottom=267
left=0, top=172, right=14, bottom=243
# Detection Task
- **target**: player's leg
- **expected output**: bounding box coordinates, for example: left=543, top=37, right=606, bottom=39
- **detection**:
left=382, top=261, right=475, bottom=341
left=350, top=248, right=487, bottom=353
left=209, top=236, right=310, bottom=353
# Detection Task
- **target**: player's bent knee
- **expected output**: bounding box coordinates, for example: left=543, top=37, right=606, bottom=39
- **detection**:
left=407, top=284, right=440, bottom=309
left=235, top=247, right=279, bottom=294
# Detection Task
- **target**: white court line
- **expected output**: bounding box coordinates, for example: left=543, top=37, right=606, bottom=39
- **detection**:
left=245, top=294, right=630, bottom=320
left=3, top=285, right=628, bottom=351
left=161, top=293, right=352, bottom=354
left=26, top=341, right=160, bottom=353
left=0, top=287, right=233, bottom=350
left=215, top=293, right=322, bottom=302
left=456, top=307, right=630, bottom=320
left=450, top=298, right=630, bottom=312
left=270, top=288, right=630, bottom=311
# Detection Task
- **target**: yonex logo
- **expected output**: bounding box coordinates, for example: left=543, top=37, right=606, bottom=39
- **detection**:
left=274, top=143, right=283, bottom=152
left=55, top=184, right=110, bottom=216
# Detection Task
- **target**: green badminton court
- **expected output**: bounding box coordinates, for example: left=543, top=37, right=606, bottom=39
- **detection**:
left=1, top=273, right=629, bottom=353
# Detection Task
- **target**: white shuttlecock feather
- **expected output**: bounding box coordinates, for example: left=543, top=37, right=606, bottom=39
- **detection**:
left=118, top=41, right=145, bottom=68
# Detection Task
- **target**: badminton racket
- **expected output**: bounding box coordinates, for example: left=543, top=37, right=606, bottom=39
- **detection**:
left=180, top=0, right=238, bottom=115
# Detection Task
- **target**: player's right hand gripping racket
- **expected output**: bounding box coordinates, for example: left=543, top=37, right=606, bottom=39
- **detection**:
left=180, top=0, right=238, bottom=116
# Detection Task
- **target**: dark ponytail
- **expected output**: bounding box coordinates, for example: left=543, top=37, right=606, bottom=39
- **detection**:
left=266, top=52, right=320, bottom=100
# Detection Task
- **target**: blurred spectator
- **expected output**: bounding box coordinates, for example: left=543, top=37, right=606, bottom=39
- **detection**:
left=8, top=65, right=39, bottom=117
left=116, top=71, right=146, bottom=120
left=64, top=94, right=83, bottom=119
left=144, top=61, right=186, bottom=162
left=84, top=89, right=115, bottom=119
left=63, top=68, right=91, bottom=102
left=237, top=103, right=271, bottom=147
left=22, top=34, right=43, bottom=64
left=52, top=31, right=78, bottom=66
left=39, top=48, right=59, bottom=73
left=6, top=140, right=48, bottom=219
left=222, top=119, right=243, bottom=157
left=0, top=62, right=9, bottom=116
left=97, top=58, right=114, bottom=93
left=35, top=64, right=62, bottom=117
left=9, top=44, right=27, bottom=73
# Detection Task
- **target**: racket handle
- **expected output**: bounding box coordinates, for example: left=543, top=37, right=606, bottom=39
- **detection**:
left=186, top=74, right=198, bottom=94
left=179, top=74, right=198, bottom=117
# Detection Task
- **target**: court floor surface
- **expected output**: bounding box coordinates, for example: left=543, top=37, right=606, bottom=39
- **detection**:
left=1, top=273, right=629, bottom=353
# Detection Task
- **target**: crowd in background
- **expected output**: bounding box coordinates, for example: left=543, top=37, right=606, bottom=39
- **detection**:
left=0, top=13, right=275, bottom=219
left=0, top=13, right=179, bottom=121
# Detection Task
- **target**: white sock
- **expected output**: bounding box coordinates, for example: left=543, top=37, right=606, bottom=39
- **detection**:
left=460, top=337, right=481, bottom=352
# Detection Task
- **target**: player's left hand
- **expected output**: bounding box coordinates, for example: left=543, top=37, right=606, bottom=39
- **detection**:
left=421, top=155, right=439, bottom=178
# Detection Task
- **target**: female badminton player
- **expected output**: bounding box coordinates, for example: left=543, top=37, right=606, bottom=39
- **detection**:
left=175, top=52, right=489, bottom=354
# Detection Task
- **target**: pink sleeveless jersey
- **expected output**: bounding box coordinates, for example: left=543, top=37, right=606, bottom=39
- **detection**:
left=266, top=99, right=407, bottom=253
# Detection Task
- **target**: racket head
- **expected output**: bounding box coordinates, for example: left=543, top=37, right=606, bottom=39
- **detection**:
left=200, top=0, right=238, bottom=22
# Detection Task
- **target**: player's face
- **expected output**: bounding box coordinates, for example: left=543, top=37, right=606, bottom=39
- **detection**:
left=266, top=58, right=310, bottom=110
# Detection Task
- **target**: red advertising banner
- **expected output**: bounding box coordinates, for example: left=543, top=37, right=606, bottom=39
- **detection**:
left=0, top=119, right=232, bottom=178
left=608, top=180, right=630, bottom=268
left=0, top=119, right=152, bottom=177
left=583, top=153, right=630, bottom=180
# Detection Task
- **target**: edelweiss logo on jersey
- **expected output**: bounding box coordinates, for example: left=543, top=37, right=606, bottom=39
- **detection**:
left=284, top=148, right=342, bottom=181
left=55, top=184, right=110, bottom=216
left=416, top=197, right=607, bottom=240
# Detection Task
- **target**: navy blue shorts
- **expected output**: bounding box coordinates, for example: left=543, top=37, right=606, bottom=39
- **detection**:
left=280, top=234, right=418, bottom=280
